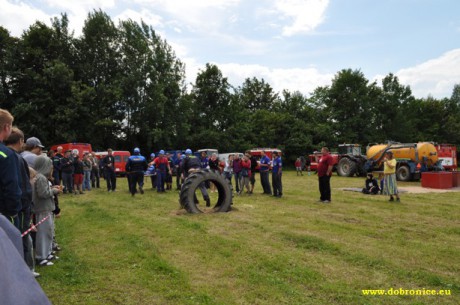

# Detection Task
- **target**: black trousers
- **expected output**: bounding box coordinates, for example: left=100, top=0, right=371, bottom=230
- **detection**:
left=260, top=171, right=272, bottom=194
left=106, top=170, right=117, bottom=191
left=319, top=175, right=331, bottom=201
left=128, top=172, right=144, bottom=194
left=272, top=173, right=282, bottom=196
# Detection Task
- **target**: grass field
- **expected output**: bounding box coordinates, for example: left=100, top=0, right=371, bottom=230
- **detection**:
left=37, top=172, right=459, bottom=305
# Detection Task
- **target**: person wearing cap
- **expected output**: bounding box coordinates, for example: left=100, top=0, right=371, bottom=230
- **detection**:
left=21, top=136, right=44, bottom=168
left=60, top=150, right=74, bottom=194
left=181, top=149, right=211, bottom=207
left=150, top=150, right=171, bottom=193
left=102, top=149, right=117, bottom=192
left=0, top=109, right=22, bottom=229
left=125, top=148, right=148, bottom=196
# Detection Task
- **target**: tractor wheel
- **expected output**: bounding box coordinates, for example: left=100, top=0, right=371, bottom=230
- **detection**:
left=179, top=169, right=233, bottom=214
left=396, top=165, right=411, bottom=181
left=337, top=158, right=356, bottom=177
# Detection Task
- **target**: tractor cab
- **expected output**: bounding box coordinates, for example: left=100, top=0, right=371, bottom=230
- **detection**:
left=338, top=144, right=362, bottom=156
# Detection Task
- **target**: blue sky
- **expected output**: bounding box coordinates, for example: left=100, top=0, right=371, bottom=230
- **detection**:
left=1, top=0, right=459, bottom=98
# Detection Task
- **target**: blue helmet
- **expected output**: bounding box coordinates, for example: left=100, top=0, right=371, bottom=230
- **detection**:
left=134, top=147, right=140, bottom=153
left=185, top=149, right=192, bottom=155
left=150, top=153, right=155, bottom=158
left=159, top=149, right=165, bottom=155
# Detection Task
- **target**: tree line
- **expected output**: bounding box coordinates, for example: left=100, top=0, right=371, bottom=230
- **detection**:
left=1, top=10, right=459, bottom=164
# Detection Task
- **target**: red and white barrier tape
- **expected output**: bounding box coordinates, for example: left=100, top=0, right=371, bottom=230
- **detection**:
left=21, top=215, right=50, bottom=237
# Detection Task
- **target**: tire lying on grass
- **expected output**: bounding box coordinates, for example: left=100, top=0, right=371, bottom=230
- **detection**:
left=179, top=169, right=233, bottom=214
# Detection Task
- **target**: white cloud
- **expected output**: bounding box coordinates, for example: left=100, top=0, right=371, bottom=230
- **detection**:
left=114, top=9, right=163, bottom=29
left=394, top=49, right=460, bottom=99
left=274, top=0, right=329, bottom=36
left=190, top=62, right=333, bottom=95
left=0, top=0, right=54, bottom=36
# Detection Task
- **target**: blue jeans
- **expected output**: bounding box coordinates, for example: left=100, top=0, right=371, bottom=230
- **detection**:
left=83, top=170, right=91, bottom=191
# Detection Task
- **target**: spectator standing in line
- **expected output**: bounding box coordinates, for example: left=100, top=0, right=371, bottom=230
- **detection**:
left=55, top=146, right=64, bottom=183
left=32, top=155, right=61, bottom=266
left=295, top=158, right=303, bottom=176
left=72, top=150, right=84, bottom=194
left=102, top=148, right=117, bottom=192
left=60, top=150, right=74, bottom=194
left=223, top=154, right=233, bottom=185
left=4, top=127, right=38, bottom=277
left=383, top=151, right=400, bottom=202
left=90, top=153, right=100, bottom=188
left=317, top=147, right=334, bottom=203
left=259, top=150, right=272, bottom=195
left=82, top=153, right=92, bottom=191
left=272, top=151, right=283, bottom=198
left=0, top=109, right=22, bottom=229
left=232, top=154, right=243, bottom=194
left=240, top=154, right=252, bottom=194
left=50, top=149, right=62, bottom=185
left=21, top=137, right=44, bottom=168
left=248, top=152, right=258, bottom=194
left=125, top=147, right=148, bottom=196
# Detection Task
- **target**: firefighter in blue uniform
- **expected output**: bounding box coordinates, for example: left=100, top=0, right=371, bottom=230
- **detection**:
left=125, top=147, right=148, bottom=196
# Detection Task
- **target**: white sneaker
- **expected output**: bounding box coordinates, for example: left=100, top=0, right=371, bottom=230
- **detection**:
left=38, top=259, right=54, bottom=266
left=33, top=271, right=41, bottom=278
left=47, top=254, right=59, bottom=260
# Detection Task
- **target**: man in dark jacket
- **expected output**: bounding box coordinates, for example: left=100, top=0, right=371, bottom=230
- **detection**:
left=102, top=148, right=117, bottom=192
left=60, top=150, right=74, bottom=194
left=125, top=147, right=148, bottom=196
left=5, top=127, right=37, bottom=275
left=0, top=109, right=22, bottom=228
left=181, top=149, right=210, bottom=207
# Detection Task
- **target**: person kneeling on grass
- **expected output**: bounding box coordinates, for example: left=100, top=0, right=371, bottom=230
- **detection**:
left=362, top=173, right=380, bottom=195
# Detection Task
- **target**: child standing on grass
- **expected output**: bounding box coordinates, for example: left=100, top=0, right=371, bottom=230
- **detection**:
left=33, top=155, right=62, bottom=266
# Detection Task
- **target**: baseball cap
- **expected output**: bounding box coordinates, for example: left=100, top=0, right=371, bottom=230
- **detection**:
left=26, top=137, right=44, bottom=148
left=159, top=150, right=165, bottom=155
left=185, top=149, right=192, bottom=154
left=134, top=147, right=140, bottom=153
left=150, top=153, right=155, bottom=158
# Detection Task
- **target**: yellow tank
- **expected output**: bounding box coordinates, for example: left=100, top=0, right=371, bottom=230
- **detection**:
left=366, top=142, right=438, bottom=166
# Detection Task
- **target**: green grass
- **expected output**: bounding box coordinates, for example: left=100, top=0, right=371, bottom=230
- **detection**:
left=37, top=172, right=459, bottom=305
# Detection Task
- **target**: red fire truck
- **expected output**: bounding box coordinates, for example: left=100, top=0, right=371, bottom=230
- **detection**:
left=436, top=144, right=457, bottom=171
left=50, top=143, right=93, bottom=159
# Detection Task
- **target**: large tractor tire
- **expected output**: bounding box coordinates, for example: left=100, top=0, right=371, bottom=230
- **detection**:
left=179, top=169, right=233, bottom=214
left=396, top=165, right=411, bottom=181
left=337, top=158, right=356, bottom=177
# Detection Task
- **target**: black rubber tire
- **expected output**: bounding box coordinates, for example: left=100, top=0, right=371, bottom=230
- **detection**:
left=179, top=169, right=233, bottom=214
left=396, top=165, right=411, bottom=181
left=337, top=158, right=356, bottom=177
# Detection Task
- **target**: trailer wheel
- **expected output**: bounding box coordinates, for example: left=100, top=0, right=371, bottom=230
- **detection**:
left=179, top=169, right=233, bottom=214
left=337, top=158, right=356, bottom=177
left=396, top=165, right=411, bottom=181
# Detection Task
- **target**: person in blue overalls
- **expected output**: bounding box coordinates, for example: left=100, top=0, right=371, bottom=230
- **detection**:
left=259, top=150, right=272, bottom=195
left=126, top=147, right=148, bottom=196
left=271, top=151, right=282, bottom=198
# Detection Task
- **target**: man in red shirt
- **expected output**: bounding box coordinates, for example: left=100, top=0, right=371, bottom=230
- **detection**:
left=317, top=147, right=334, bottom=203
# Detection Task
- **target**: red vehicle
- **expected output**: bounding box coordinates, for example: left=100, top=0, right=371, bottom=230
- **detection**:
left=95, top=151, right=131, bottom=176
left=50, top=143, right=92, bottom=159
left=248, top=148, right=282, bottom=170
left=436, top=144, right=457, bottom=171
left=309, top=151, right=339, bottom=172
